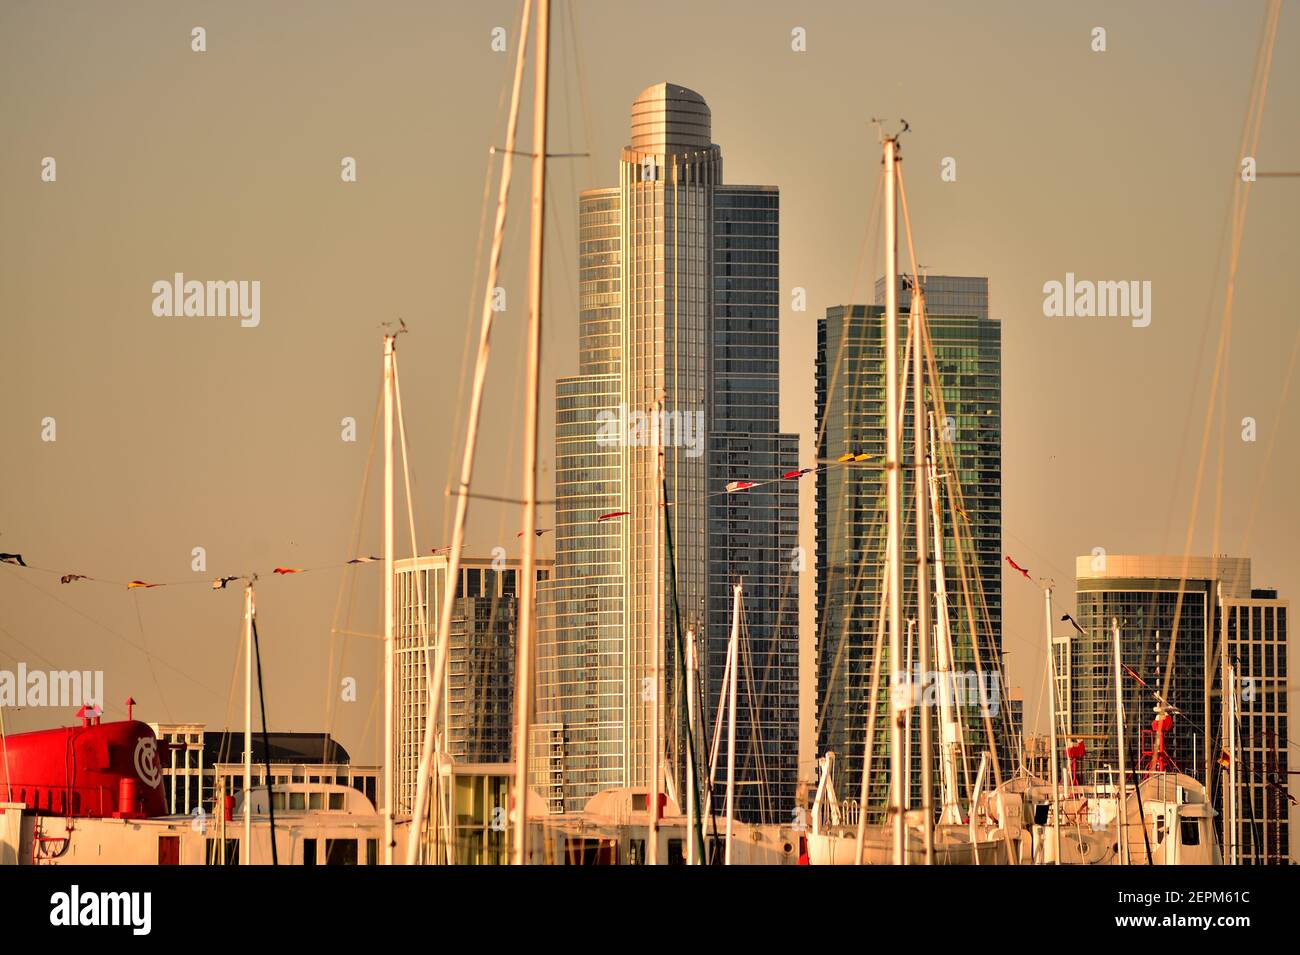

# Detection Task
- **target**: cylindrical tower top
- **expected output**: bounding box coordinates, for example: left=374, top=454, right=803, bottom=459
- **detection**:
left=629, top=83, right=712, bottom=152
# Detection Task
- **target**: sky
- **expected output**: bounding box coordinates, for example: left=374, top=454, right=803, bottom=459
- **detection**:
left=1, top=1, right=1297, bottom=784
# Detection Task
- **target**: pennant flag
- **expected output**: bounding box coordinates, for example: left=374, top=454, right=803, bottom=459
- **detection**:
left=1005, top=556, right=1032, bottom=581
left=127, top=580, right=160, bottom=589
left=1218, top=750, right=1231, bottom=768
left=60, top=574, right=89, bottom=584
left=853, top=453, right=872, bottom=462
left=346, top=556, right=381, bottom=565
left=516, top=529, right=550, bottom=538
left=212, top=576, right=240, bottom=590
left=597, top=511, right=629, bottom=522
left=725, top=480, right=757, bottom=493
left=783, top=468, right=814, bottom=480
left=273, top=567, right=304, bottom=575
left=0, top=553, right=26, bottom=567
left=1060, top=613, right=1085, bottom=637
left=836, top=453, right=854, bottom=463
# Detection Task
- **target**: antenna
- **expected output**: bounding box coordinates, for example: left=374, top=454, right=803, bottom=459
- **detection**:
left=870, top=117, right=911, bottom=142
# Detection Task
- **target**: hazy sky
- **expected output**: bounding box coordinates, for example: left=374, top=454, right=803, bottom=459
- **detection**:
left=2, top=1, right=1297, bottom=781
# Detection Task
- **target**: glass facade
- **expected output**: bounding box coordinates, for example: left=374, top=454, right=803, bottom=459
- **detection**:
left=394, top=556, right=551, bottom=817
left=815, top=276, right=1003, bottom=814
left=535, top=85, right=799, bottom=823
left=1220, top=596, right=1289, bottom=864
left=1069, top=577, right=1209, bottom=776
left=1064, top=556, right=1290, bottom=864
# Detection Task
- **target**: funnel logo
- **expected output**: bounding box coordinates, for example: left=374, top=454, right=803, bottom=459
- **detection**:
left=134, top=737, right=162, bottom=788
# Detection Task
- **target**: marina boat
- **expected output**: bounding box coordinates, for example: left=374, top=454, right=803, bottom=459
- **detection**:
left=0, top=714, right=397, bottom=865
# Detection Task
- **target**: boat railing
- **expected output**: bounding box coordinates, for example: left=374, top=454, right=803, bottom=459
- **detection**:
left=841, top=798, right=860, bottom=828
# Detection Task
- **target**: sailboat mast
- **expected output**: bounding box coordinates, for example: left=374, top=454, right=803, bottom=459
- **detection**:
left=1112, top=617, right=1127, bottom=865
left=686, top=626, right=698, bottom=865
left=882, top=133, right=905, bottom=866
left=910, top=288, right=934, bottom=865
left=243, top=581, right=253, bottom=865
left=927, top=412, right=963, bottom=824
left=404, top=0, right=534, bottom=867
left=648, top=403, right=662, bottom=866
left=724, top=581, right=742, bottom=864
left=1043, top=584, right=1062, bottom=864
left=512, top=0, right=549, bottom=867
left=383, top=333, right=395, bottom=866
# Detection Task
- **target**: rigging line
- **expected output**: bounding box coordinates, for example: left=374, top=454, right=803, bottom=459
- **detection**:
left=1163, top=0, right=1279, bottom=554
left=393, top=352, right=440, bottom=817
left=250, top=611, right=278, bottom=864
left=563, top=0, right=596, bottom=188
left=740, top=605, right=776, bottom=824
left=407, top=0, right=534, bottom=867
left=0, top=567, right=224, bottom=703
left=815, top=176, right=884, bottom=455
left=130, top=591, right=172, bottom=722
left=323, top=374, right=384, bottom=751
left=1239, top=321, right=1300, bottom=552
left=920, top=316, right=1007, bottom=790
left=0, top=623, right=115, bottom=698
left=1159, top=206, right=1235, bottom=552
left=1165, top=0, right=1282, bottom=702
left=443, top=21, right=519, bottom=545
left=811, top=493, right=910, bottom=744
left=898, top=165, right=1016, bottom=758
left=807, top=328, right=914, bottom=732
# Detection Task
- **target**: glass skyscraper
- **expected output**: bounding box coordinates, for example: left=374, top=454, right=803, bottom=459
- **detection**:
left=393, top=555, right=552, bottom=818
left=534, top=84, right=799, bottom=824
left=815, top=276, right=1003, bottom=813
left=1067, top=554, right=1290, bottom=864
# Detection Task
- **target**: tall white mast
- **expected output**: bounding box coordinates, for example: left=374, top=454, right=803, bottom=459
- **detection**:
left=909, top=290, right=935, bottom=865
left=1111, top=617, right=1127, bottom=865
left=926, top=412, right=963, bottom=825
left=903, top=617, right=915, bottom=813
left=647, top=403, right=662, bottom=866
left=242, top=581, right=253, bottom=865
left=1042, top=584, right=1061, bottom=864
left=1224, top=658, right=1239, bottom=865
left=512, top=0, right=550, bottom=867
left=382, top=332, right=395, bottom=865
left=724, top=581, right=742, bottom=865
left=685, top=626, right=698, bottom=865
left=703, top=624, right=735, bottom=826
left=882, top=133, right=905, bottom=866
left=405, top=0, right=532, bottom=867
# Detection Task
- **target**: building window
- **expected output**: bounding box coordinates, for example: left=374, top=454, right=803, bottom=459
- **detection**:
left=302, top=838, right=317, bottom=865
left=326, top=839, right=358, bottom=865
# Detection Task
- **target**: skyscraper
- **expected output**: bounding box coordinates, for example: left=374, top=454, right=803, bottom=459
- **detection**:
left=1067, top=554, right=1291, bottom=864
left=534, top=83, right=799, bottom=824
left=815, top=276, right=1003, bottom=811
left=393, top=555, right=552, bottom=818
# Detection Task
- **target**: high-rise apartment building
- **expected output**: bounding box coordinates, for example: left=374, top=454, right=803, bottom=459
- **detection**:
left=815, top=276, right=1002, bottom=811
left=1067, top=554, right=1290, bottom=864
left=393, top=555, right=552, bottom=818
left=534, top=83, right=799, bottom=823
